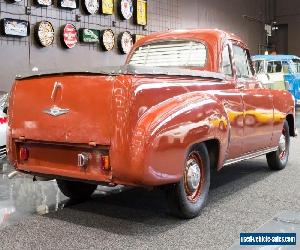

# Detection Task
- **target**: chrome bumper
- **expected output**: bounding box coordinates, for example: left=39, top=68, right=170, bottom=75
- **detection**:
left=0, top=145, right=7, bottom=160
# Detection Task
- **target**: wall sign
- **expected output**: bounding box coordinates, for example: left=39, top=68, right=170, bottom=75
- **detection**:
left=79, top=29, right=99, bottom=43
left=0, top=18, right=29, bottom=37
left=134, top=0, right=147, bottom=25
left=118, top=31, right=133, bottom=54
left=100, top=0, right=114, bottom=15
left=35, top=0, right=52, bottom=6
left=35, top=21, right=55, bottom=47
left=100, top=29, right=115, bottom=51
left=61, top=24, right=78, bottom=49
left=58, top=0, right=78, bottom=9
left=118, top=0, right=133, bottom=20
left=83, top=0, right=99, bottom=15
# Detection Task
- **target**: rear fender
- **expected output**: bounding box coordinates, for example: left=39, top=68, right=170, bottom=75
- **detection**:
left=128, top=92, right=229, bottom=185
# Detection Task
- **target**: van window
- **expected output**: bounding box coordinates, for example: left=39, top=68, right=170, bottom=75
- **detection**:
left=267, top=61, right=282, bottom=73
left=254, top=60, right=265, bottom=74
left=290, top=59, right=300, bottom=73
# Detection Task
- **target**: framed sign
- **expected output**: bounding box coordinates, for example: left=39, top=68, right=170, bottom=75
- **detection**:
left=58, top=0, right=78, bottom=9
left=35, top=0, right=52, bottom=6
left=79, top=29, right=99, bottom=43
left=61, top=24, right=78, bottom=49
left=118, top=0, right=133, bottom=20
left=100, top=29, right=115, bottom=51
left=100, top=0, right=114, bottom=15
left=0, top=18, right=30, bottom=37
left=83, top=0, right=99, bottom=15
left=134, top=0, right=147, bottom=25
left=35, top=21, right=55, bottom=47
left=133, top=34, right=145, bottom=44
left=117, top=31, right=133, bottom=54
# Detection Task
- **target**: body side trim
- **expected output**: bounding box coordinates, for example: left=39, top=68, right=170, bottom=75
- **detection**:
left=224, top=147, right=278, bottom=166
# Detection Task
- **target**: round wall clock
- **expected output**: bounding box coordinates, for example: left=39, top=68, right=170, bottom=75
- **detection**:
left=117, top=31, right=133, bottom=54
left=35, top=21, right=55, bottom=47
left=118, top=0, right=133, bottom=20
left=61, top=24, right=78, bottom=49
left=100, top=29, right=115, bottom=51
left=83, top=0, right=99, bottom=15
left=35, top=0, right=52, bottom=6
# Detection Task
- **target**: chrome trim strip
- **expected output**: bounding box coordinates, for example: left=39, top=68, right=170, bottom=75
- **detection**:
left=224, top=147, right=278, bottom=166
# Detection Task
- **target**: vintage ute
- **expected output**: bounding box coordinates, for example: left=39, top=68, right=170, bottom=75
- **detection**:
left=7, top=30, right=296, bottom=219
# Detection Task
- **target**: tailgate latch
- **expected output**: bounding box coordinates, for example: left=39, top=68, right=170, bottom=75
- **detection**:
left=78, top=153, right=89, bottom=168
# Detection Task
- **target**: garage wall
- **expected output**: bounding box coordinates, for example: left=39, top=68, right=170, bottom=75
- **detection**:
left=0, top=0, right=266, bottom=91
left=275, top=0, right=300, bottom=56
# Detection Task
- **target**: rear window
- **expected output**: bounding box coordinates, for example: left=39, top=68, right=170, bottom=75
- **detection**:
left=128, top=40, right=207, bottom=68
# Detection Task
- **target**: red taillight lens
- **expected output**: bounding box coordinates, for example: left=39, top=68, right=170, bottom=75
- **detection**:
left=101, top=155, right=110, bottom=170
left=19, top=147, right=29, bottom=161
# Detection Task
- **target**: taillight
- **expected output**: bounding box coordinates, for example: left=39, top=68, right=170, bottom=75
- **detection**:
left=19, top=147, right=29, bottom=161
left=101, top=155, right=110, bottom=170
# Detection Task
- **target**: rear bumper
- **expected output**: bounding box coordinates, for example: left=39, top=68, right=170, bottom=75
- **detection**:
left=12, top=140, right=113, bottom=184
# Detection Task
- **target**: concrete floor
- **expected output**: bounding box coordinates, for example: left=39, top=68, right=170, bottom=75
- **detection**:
left=0, top=112, right=299, bottom=249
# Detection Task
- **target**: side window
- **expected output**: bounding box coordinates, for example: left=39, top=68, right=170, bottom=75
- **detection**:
left=233, top=45, right=252, bottom=78
left=221, top=45, right=233, bottom=76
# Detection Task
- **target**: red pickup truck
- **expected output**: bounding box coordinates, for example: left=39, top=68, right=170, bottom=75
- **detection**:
left=7, top=29, right=296, bottom=218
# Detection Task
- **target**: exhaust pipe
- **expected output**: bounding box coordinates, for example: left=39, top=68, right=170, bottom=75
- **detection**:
left=33, top=176, right=53, bottom=182
left=8, top=171, right=19, bottom=179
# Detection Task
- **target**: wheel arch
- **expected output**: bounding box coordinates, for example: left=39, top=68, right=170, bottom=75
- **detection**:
left=204, top=139, right=220, bottom=172
left=286, top=114, right=296, bottom=136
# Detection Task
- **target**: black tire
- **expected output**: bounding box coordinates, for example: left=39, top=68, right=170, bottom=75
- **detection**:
left=266, top=121, right=290, bottom=170
left=165, top=143, right=210, bottom=219
left=56, top=179, right=97, bottom=200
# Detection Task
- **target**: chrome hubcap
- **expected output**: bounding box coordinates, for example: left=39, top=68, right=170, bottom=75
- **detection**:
left=186, top=159, right=201, bottom=192
left=279, top=134, right=286, bottom=152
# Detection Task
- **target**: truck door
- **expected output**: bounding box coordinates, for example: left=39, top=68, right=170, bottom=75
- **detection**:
left=214, top=43, right=245, bottom=160
left=232, top=44, right=274, bottom=154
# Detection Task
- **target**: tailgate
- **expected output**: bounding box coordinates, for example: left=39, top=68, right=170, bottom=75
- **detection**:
left=10, top=75, right=114, bottom=145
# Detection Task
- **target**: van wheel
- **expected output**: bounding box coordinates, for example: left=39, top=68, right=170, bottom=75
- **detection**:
left=266, top=121, right=290, bottom=170
left=56, top=179, right=97, bottom=200
left=165, top=143, right=210, bottom=219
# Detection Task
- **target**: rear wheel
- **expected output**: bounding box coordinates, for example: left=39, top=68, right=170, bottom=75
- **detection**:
left=56, top=179, right=97, bottom=200
left=165, top=143, right=210, bottom=219
left=266, top=121, right=290, bottom=170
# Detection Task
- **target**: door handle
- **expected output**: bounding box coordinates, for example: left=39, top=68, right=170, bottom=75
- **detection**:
left=237, top=85, right=245, bottom=90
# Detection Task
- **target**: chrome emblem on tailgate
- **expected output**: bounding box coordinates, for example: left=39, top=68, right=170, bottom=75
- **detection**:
left=43, top=105, right=70, bottom=117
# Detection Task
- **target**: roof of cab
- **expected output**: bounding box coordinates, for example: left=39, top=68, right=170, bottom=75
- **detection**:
left=252, top=55, right=300, bottom=61
left=133, top=29, right=246, bottom=49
